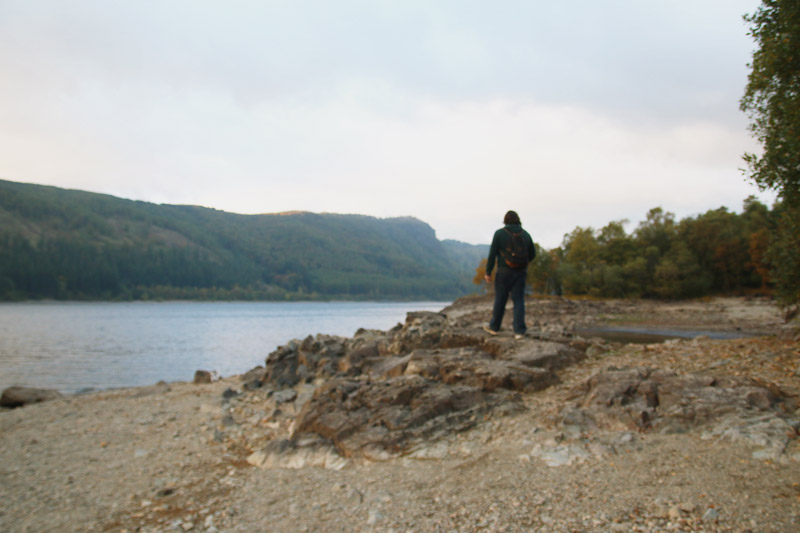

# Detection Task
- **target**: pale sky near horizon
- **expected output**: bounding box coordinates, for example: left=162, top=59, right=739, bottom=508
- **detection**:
left=0, top=0, right=776, bottom=248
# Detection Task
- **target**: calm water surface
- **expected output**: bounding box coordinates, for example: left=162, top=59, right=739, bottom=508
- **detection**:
left=0, top=301, right=447, bottom=394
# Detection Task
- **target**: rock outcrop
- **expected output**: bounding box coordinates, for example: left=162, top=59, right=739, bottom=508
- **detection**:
left=549, top=365, right=800, bottom=462
left=244, top=310, right=584, bottom=464
left=237, top=300, right=798, bottom=469
left=564, top=366, right=796, bottom=433
left=291, top=375, right=520, bottom=460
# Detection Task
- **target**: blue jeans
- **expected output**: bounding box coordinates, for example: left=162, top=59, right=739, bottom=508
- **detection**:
left=490, top=268, right=527, bottom=334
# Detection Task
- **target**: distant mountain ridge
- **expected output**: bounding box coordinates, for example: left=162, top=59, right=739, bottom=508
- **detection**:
left=0, top=179, right=487, bottom=301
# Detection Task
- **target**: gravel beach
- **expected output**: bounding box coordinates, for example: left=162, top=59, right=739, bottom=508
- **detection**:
left=2, top=296, right=798, bottom=532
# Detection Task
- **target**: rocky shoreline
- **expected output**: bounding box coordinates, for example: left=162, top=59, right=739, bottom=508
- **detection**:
left=2, top=296, right=799, bottom=532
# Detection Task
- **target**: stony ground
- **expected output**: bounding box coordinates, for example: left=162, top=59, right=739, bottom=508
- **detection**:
left=1, top=297, right=799, bottom=532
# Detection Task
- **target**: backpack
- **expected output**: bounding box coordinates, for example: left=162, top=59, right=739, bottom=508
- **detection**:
left=503, top=229, right=529, bottom=268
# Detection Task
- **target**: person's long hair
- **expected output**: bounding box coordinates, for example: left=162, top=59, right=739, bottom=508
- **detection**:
left=504, top=210, right=521, bottom=225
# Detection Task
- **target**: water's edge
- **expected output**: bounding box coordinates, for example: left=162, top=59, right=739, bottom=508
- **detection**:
left=576, top=326, right=757, bottom=344
left=0, top=301, right=449, bottom=394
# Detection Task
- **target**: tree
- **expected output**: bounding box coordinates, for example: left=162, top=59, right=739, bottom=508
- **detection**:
left=749, top=227, right=771, bottom=289
left=680, top=208, right=749, bottom=293
left=767, top=203, right=800, bottom=305
left=558, top=227, right=600, bottom=295
left=634, top=208, right=676, bottom=256
left=741, top=1, right=800, bottom=305
left=527, top=245, right=561, bottom=296
left=741, top=0, right=800, bottom=203
left=473, top=258, right=493, bottom=293
left=653, top=242, right=712, bottom=299
left=597, top=220, right=636, bottom=266
left=742, top=196, right=772, bottom=289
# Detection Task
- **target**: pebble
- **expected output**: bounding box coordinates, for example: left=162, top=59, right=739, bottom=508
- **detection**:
left=679, top=502, right=695, bottom=513
left=367, top=509, right=385, bottom=525
left=345, top=487, right=364, bottom=506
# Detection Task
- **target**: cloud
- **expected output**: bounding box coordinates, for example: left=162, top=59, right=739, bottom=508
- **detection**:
left=0, top=0, right=772, bottom=248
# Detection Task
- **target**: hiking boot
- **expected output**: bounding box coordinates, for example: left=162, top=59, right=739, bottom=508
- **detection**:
left=514, top=333, right=526, bottom=340
left=482, top=325, right=499, bottom=336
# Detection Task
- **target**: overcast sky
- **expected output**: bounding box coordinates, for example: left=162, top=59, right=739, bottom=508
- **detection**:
left=0, top=0, right=774, bottom=247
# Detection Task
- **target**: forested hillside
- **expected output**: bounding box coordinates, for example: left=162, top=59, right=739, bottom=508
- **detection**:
left=0, top=180, right=487, bottom=301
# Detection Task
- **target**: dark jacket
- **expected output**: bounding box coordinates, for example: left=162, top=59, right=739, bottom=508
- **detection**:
left=486, top=224, right=536, bottom=275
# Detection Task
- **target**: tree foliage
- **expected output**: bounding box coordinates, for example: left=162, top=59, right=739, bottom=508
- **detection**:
left=505, top=198, right=779, bottom=300
left=767, top=203, right=800, bottom=305
left=741, top=0, right=800, bottom=305
left=741, top=0, right=800, bottom=202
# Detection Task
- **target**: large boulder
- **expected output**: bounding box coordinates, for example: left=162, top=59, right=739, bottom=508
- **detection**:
left=193, top=370, right=213, bottom=384
left=1, top=386, right=62, bottom=408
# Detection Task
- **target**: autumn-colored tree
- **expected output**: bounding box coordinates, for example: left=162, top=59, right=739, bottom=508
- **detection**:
left=749, top=228, right=771, bottom=289
left=473, top=258, right=493, bottom=293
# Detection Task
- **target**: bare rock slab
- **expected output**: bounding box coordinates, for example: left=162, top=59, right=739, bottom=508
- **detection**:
left=563, top=366, right=800, bottom=458
left=505, top=340, right=586, bottom=370
left=403, top=348, right=557, bottom=393
left=291, top=375, right=523, bottom=459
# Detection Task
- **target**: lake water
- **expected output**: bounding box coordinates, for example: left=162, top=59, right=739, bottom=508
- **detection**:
left=0, top=301, right=448, bottom=394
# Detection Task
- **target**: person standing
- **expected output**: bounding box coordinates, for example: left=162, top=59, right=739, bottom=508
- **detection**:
left=483, top=210, right=535, bottom=339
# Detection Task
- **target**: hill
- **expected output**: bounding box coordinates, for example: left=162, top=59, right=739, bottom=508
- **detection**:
left=0, top=179, right=487, bottom=301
